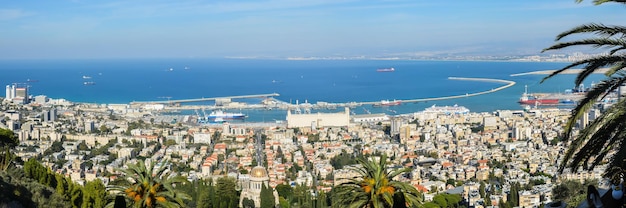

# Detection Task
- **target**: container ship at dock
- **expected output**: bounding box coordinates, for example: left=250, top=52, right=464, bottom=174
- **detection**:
left=197, top=110, right=246, bottom=124
left=207, top=110, right=246, bottom=119
left=518, top=85, right=561, bottom=105
left=518, top=94, right=560, bottom=105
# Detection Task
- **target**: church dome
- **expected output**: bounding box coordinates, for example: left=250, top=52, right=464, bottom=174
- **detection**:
left=250, top=166, right=268, bottom=178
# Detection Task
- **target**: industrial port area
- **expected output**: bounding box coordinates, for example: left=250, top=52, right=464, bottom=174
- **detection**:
left=7, top=75, right=621, bottom=126
left=130, top=77, right=516, bottom=112
left=120, top=76, right=625, bottom=126
left=127, top=76, right=619, bottom=117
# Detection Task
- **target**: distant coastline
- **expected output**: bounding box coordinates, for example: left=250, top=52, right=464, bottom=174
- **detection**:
left=510, top=68, right=609, bottom=77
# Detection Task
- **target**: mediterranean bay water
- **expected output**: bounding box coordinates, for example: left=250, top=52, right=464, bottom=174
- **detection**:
left=0, top=59, right=605, bottom=122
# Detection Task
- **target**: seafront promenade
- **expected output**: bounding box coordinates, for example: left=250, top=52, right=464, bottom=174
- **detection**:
left=151, top=77, right=516, bottom=111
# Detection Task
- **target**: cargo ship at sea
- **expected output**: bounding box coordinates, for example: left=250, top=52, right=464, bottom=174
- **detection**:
left=518, top=85, right=559, bottom=105
left=377, top=67, right=395, bottom=72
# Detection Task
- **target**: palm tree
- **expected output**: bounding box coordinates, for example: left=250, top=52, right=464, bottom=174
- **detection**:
left=542, top=0, right=626, bottom=182
left=108, top=159, right=190, bottom=208
left=332, top=154, right=422, bottom=208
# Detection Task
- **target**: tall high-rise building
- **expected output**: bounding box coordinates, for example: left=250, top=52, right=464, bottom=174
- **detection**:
left=85, top=120, right=95, bottom=133
left=5, top=85, right=11, bottom=100
left=390, top=116, right=404, bottom=136
left=42, top=108, right=57, bottom=122
left=4, top=84, right=18, bottom=100
left=42, top=110, right=50, bottom=122
left=14, top=86, right=28, bottom=104
left=5, top=83, right=28, bottom=103
left=50, top=108, right=57, bottom=122
left=10, top=84, right=15, bottom=100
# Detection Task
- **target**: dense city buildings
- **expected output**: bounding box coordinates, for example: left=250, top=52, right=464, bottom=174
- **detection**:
left=0, top=90, right=613, bottom=207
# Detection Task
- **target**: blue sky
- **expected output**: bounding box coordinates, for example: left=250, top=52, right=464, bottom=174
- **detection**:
left=1, top=0, right=625, bottom=59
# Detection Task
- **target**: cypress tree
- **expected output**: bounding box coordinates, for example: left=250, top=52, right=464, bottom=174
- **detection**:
left=198, top=179, right=215, bottom=208
left=499, top=198, right=508, bottom=208
left=485, top=193, right=492, bottom=206
left=261, top=183, right=275, bottom=208
left=479, top=182, right=486, bottom=198
left=55, top=174, right=67, bottom=197
left=508, top=182, right=519, bottom=207
left=69, top=182, right=83, bottom=208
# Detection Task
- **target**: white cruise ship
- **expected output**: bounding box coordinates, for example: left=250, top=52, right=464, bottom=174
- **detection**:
left=421, top=104, right=469, bottom=114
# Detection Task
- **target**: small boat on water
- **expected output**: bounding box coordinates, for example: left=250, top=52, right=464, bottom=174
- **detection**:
left=83, top=81, right=96, bottom=85
left=377, top=67, right=395, bottom=72
left=83, top=75, right=92, bottom=79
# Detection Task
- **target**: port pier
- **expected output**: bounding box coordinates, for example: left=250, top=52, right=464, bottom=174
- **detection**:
left=132, top=77, right=516, bottom=112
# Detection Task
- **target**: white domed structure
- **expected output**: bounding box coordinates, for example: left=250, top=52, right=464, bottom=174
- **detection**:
left=239, top=166, right=269, bottom=207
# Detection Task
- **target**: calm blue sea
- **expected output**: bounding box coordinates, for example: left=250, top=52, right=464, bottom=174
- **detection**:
left=0, top=59, right=605, bottom=122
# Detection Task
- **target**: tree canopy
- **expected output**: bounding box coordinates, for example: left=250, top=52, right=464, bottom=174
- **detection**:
left=0, top=128, right=18, bottom=148
left=109, top=159, right=190, bottom=208
left=332, top=154, right=423, bottom=208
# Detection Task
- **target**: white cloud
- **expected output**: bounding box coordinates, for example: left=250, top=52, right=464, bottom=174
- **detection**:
left=0, top=9, right=34, bottom=21
left=79, top=0, right=360, bottom=18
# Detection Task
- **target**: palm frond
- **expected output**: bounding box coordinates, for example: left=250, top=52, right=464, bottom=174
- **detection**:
left=543, top=38, right=626, bottom=53
left=588, top=0, right=626, bottom=5
left=107, top=159, right=189, bottom=208
left=154, top=160, right=170, bottom=179
left=604, top=62, right=626, bottom=76
left=547, top=0, right=626, bottom=180
left=609, top=46, right=626, bottom=55
left=567, top=109, right=626, bottom=170
left=559, top=97, right=626, bottom=173
left=540, top=55, right=626, bottom=83
left=554, top=23, right=626, bottom=41
left=576, top=57, right=626, bottom=86
left=562, top=75, right=626, bottom=138
left=605, top=130, right=626, bottom=177
left=335, top=154, right=422, bottom=208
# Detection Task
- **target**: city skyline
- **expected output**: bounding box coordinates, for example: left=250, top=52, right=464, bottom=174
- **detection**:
left=1, top=0, right=625, bottom=59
